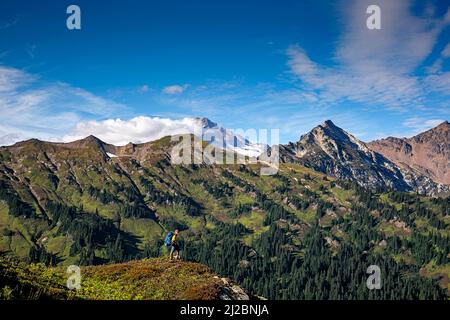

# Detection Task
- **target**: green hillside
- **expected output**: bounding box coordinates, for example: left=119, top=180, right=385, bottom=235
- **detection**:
left=0, top=136, right=449, bottom=299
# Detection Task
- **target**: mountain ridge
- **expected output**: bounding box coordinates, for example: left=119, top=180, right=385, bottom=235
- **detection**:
left=0, top=124, right=448, bottom=299
left=4, top=118, right=449, bottom=195
left=279, top=119, right=450, bottom=196
left=368, top=120, right=450, bottom=186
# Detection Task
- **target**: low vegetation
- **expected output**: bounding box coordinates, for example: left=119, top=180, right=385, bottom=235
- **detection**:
left=0, top=256, right=227, bottom=300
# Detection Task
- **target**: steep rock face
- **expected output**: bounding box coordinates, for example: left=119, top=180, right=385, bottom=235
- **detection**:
left=368, top=121, right=450, bottom=186
left=279, top=120, right=410, bottom=191
left=216, top=277, right=251, bottom=300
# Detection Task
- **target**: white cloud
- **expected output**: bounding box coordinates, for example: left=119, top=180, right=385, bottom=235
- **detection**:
left=62, top=116, right=199, bottom=145
left=162, top=84, right=189, bottom=94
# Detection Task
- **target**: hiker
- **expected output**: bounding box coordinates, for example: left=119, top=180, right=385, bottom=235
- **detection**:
left=165, top=229, right=181, bottom=261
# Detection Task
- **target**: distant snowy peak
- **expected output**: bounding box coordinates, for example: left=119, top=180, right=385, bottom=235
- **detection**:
left=193, top=117, right=266, bottom=157
left=195, top=117, right=218, bottom=129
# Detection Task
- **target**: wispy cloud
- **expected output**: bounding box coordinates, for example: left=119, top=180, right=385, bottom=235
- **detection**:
left=0, top=66, right=128, bottom=146
left=442, top=43, right=450, bottom=58
left=423, top=38, right=450, bottom=95
left=138, top=84, right=150, bottom=93
left=26, top=44, right=37, bottom=59
left=152, top=80, right=376, bottom=141
left=402, top=117, right=446, bottom=136
left=287, top=45, right=423, bottom=110
left=0, top=66, right=35, bottom=92
left=286, top=0, right=450, bottom=111
left=0, top=17, right=19, bottom=30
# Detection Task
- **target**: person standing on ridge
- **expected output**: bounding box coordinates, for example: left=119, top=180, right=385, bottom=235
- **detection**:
left=166, top=229, right=180, bottom=261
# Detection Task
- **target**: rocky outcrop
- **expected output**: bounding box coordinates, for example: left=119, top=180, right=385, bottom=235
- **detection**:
left=216, top=277, right=251, bottom=300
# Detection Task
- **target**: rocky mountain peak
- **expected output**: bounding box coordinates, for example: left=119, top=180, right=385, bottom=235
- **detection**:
left=437, top=120, right=450, bottom=129
left=301, top=120, right=368, bottom=153
left=415, top=120, right=450, bottom=139
left=65, top=135, right=107, bottom=149
left=321, top=119, right=338, bottom=129
left=280, top=121, right=413, bottom=191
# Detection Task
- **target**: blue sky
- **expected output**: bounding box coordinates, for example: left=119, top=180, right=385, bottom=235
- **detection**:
left=0, top=0, right=449, bottom=145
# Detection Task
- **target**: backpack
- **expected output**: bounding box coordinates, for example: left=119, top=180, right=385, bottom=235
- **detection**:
left=164, top=231, right=174, bottom=246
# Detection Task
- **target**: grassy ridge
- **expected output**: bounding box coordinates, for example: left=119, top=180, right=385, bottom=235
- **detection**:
left=0, top=257, right=230, bottom=300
